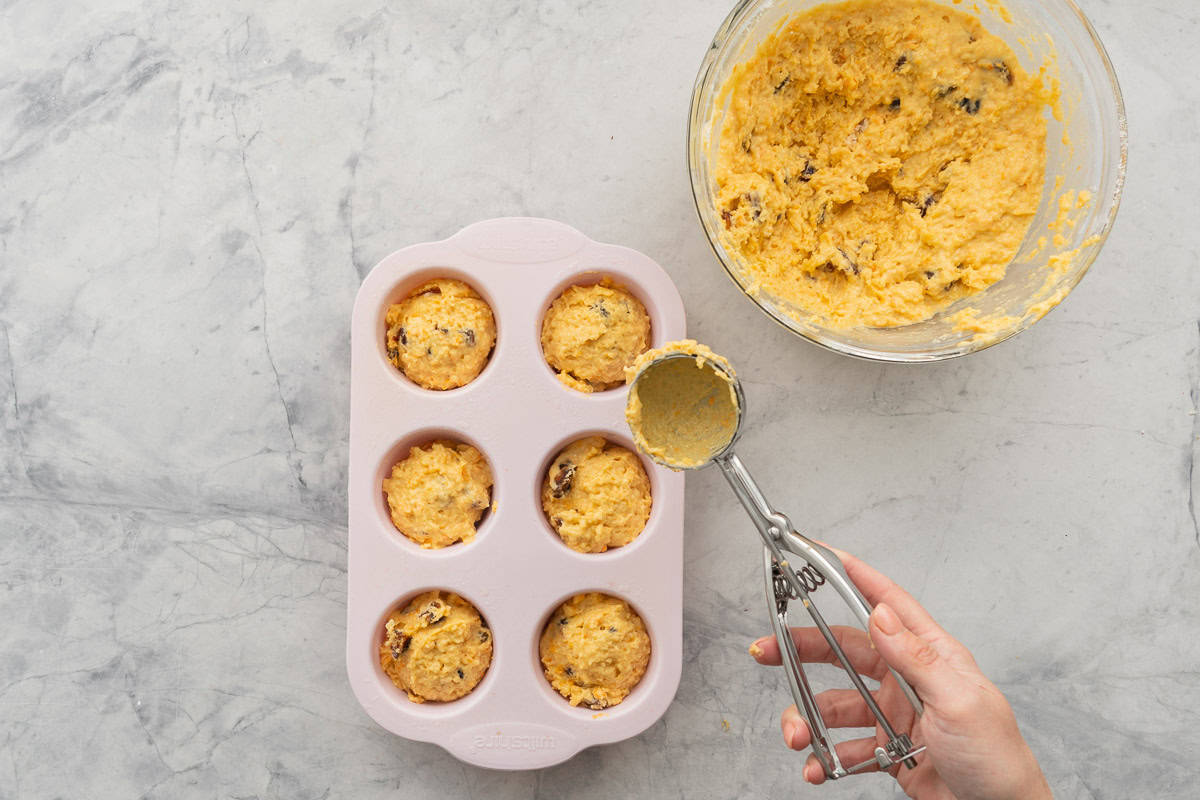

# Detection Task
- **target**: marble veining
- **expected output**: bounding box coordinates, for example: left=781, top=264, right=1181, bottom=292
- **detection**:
left=1, top=0, right=1198, bottom=797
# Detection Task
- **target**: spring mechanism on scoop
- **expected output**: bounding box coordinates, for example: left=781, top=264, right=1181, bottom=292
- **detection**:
left=772, top=560, right=826, bottom=608
left=796, top=563, right=826, bottom=592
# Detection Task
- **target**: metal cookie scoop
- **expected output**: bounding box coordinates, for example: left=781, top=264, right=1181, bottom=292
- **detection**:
left=626, top=347, right=926, bottom=779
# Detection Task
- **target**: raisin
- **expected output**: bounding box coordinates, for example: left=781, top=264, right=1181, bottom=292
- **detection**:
left=894, top=54, right=908, bottom=71
left=437, top=326, right=448, bottom=334
left=920, top=194, right=939, bottom=217
left=799, top=160, right=816, bottom=182
left=386, top=632, right=410, bottom=659
left=463, top=329, right=475, bottom=346
left=889, top=97, right=901, bottom=111
left=398, top=327, right=407, bottom=346
left=608, top=627, right=618, bottom=633
left=589, top=301, right=610, bottom=319
left=936, top=84, right=958, bottom=99
left=744, top=192, right=762, bottom=221
left=988, top=59, right=1013, bottom=85
left=773, top=75, right=790, bottom=94
left=387, top=347, right=399, bottom=360
left=558, top=617, right=568, bottom=626
left=740, top=136, right=752, bottom=154
left=836, top=247, right=860, bottom=276
left=564, top=667, right=574, bottom=676
left=478, top=629, right=490, bottom=643
left=720, top=209, right=733, bottom=229
left=958, top=97, right=981, bottom=114
left=925, top=270, right=935, bottom=279
left=551, top=516, right=563, bottom=528
left=550, top=463, right=576, bottom=498
left=425, top=347, right=432, bottom=355
left=456, top=668, right=465, bottom=679
left=418, top=600, right=447, bottom=625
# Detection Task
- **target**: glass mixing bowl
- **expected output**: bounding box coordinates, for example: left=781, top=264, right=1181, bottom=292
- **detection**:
left=687, top=0, right=1127, bottom=362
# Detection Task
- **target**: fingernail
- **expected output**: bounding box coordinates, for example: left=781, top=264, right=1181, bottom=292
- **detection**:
left=783, top=720, right=797, bottom=748
left=873, top=603, right=902, bottom=636
left=803, top=764, right=816, bottom=783
left=748, top=637, right=769, bottom=657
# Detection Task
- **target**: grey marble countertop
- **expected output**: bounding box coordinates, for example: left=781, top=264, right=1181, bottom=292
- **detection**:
left=1, top=1, right=1196, bottom=798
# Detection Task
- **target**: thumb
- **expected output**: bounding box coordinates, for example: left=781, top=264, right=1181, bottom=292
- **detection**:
left=869, top=602, right=961, bottom=709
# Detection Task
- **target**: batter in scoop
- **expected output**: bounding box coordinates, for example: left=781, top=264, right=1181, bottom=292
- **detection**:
left=542, top=436, right=652, bottom=553
left=541, top=281, right=651, bottom=392
left=625, top=341, right=740, bottom=470
left=385, top=278, right=496, bottom=389
left=714, top=0, right=1047, bottom=327
left=382, top=440, right=492, bottom=549
left=380, top=590, right=492, bottom=703
left=539, top=593, right=651, bottom=709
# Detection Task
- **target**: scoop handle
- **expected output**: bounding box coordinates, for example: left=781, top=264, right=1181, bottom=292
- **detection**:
left=715, top=451, right=924, bottom=718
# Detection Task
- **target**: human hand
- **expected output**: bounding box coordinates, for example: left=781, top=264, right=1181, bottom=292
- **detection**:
left=749, top=547, right=1051, bottom=800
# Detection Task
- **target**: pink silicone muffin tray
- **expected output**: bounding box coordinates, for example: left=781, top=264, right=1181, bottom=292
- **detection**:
left=346, top=217, right=686, bottom=769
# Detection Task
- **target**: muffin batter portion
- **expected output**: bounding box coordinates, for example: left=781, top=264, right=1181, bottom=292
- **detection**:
left=380, top=590, right=492, bottom=703
left=385, top=278, right=496, bottom=389
left=625, top=341, right=739, bottom=470
left=382, top=440, right=492, bottom=549
left=542, top=436, right=652, bottom=553
left=715, top=0, right=1046, bottom=328
left=541, top=281, right=651, bottom=392
left=539, top=593, right=651, bottom=709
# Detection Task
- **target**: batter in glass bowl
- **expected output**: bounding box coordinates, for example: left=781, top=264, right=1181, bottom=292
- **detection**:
left=714, top=0, right=1047, bottom=328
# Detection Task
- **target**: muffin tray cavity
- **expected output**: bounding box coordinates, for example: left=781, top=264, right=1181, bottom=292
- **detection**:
left=347, top=217, right=686, bottom=769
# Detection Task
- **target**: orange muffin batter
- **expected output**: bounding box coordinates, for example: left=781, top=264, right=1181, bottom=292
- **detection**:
left=714, top=0, right=1047, bottom=327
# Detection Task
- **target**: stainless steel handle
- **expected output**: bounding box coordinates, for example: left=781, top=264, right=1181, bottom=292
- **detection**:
left=719, top=450, right=926, bottom=779
left=716, top=453, right=871, bottom=625
left=763, top=549, right=843, bottom=777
